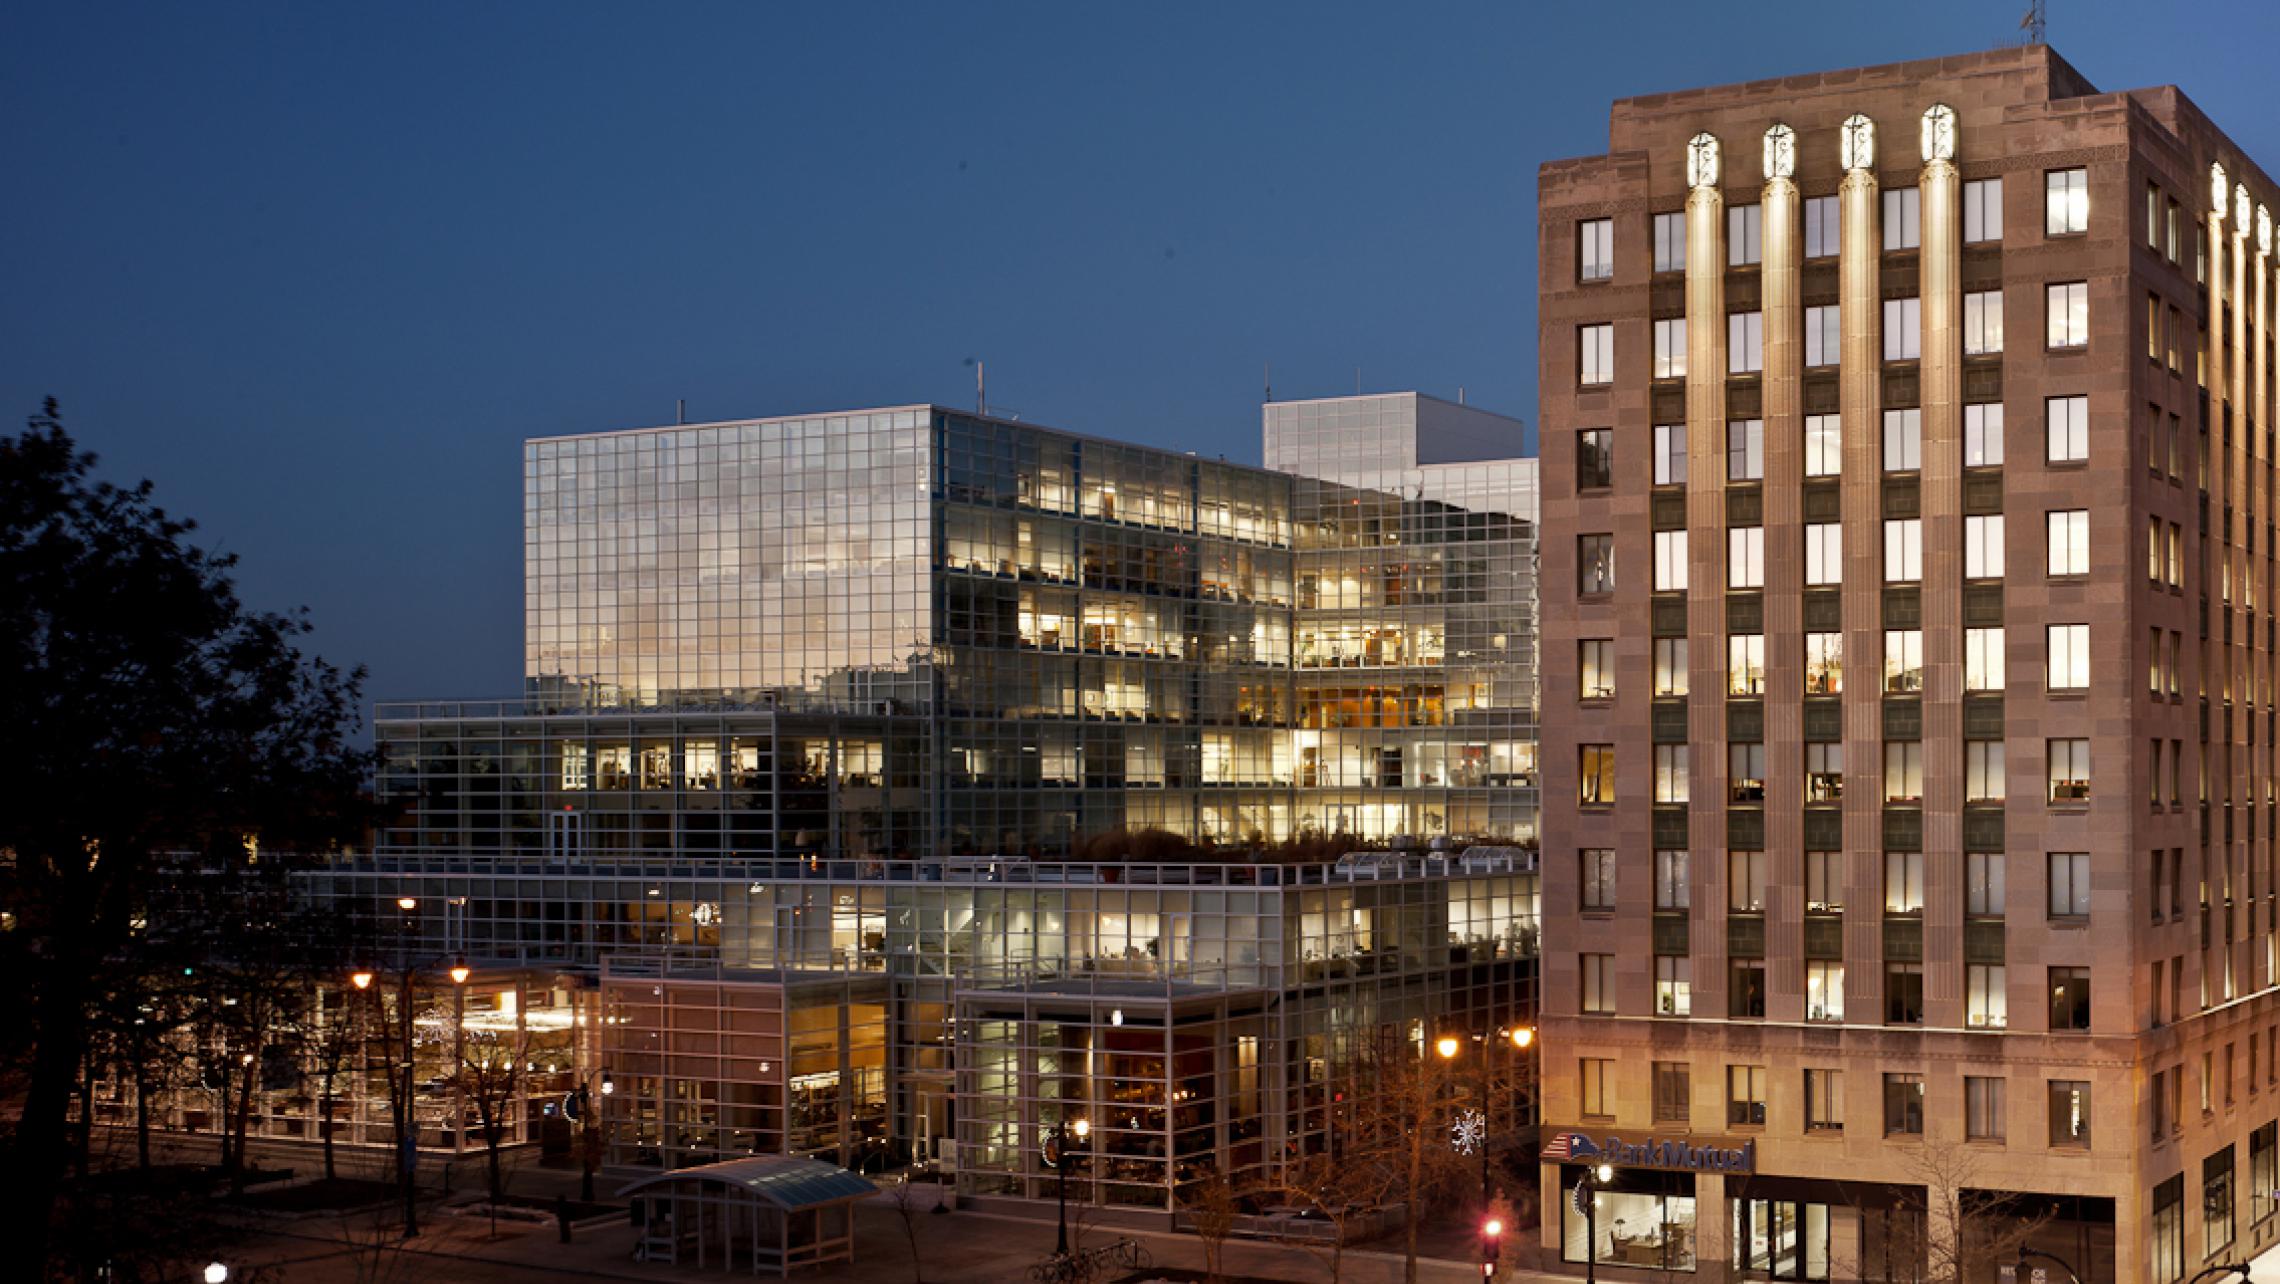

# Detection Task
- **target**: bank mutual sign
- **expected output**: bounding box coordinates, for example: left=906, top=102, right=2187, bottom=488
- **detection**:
left=1542, top=1128, right=1756, bottom=1175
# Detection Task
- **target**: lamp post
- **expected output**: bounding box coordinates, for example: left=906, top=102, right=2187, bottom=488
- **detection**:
left=351, top=896, right=465, bottom=1239
left=1050, top=1116, right=1090, bottom=1256
left=1439, top=1026, right=1535, bottom=1208
left=1575, top=1162, right=1613, bottom=1284
left=1480, top=1216, right=1503, bottom=1280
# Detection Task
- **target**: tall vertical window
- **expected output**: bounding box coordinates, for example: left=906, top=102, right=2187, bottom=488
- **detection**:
left=1653, top=530, right=1688, bottom=591
left=2153, top=1176, right=2185, bottom=1284
left=1805, top=1068, right=1843, bottom=1131
left=1884, top=741, right=1924, bottom=803
left=1576, top=428, right=1612, bottom=488
left=1967, top=965, right=2009, bottom=1029
left=1653, top=318, right=1687, bottom=379
left=1885, top=966, right=1926, bottom=1027
left=1805, top=743, right=1843, bottom=802
left=1655, top=955, right=1692, bottom=1016
left=1884, top=851, right=1925, bottom=913
left=1966, top=741, right=2006, bottom=801
left=1729, top=312, right=1764, bottom=374
left=1580, top=323, right=1615, bottom=384
left=2203, top=1148, right=2234, bottom=1255
left=1807, top=961, right=1845, bottom=1022
left=1653, top=211, right=1686, bottom=273
left=1805, top=632, right=1842, bottom=695
left=1581, top=1057, right=1614, bottom=1117
left=1727, top=418, right=1764, bottom=480
left=1963, top=177, right=2003, bottom=243
left=2046, top=394, right=2089, bottom=463
left=1728, top=203, right=1762, bottom=266
left=1729, top=850, right=1768, bottom=911
left=2047, top=740, right=2091, bottom=802
left=2047, top=851, right=2092, bottom=916
left=1804, top=195, right=1839, bottom=258
left=1967, top=851, right=2007, bottom=916
left=2046, top=509, right=2090, bottom=576
left=1729, top=1065, right=1768, bottom=1126
left=1966, top=1076, right=2006, bottom=1138
left=1653, top=423, right=1687, bottom=485
left=2049, top=966, right=2092, bottom=1030
left=2045, top=168, right=2089, bottom=236
left=2147, top=183, right=2161, bottom=249
left=1884, top=629, right=1924, bottom=693
left=1731, top=959, right=1767, bottom=1019
left=1727, top=634, right=1766, bottom=695
left=1578, top=217, right=1614, bottom=281
left=1805, top=413, right=1843, bottom=476
left=1964, top=290, right=2004, bottom=354
left=1883, top=187, right=1922, bottom=250
left=1883, top=517, right=1922, bottom=583
left=1729, top=743, right=1766, bottom=803
left=2049, top=1081, right=2092, bottom=1149
left=1804, top=522, right=1843, bottom=586
left=1883, top=297, right=1923, bottom=360
left=1580, top=848, right=1617, bottom=911
left=1964, top=403, right=2005, bottom=467
left=1729, top=526, right=1765, bottom=589
left=1964, top=514, right=2005, bottom=578
left=1653, top=1061, right=1691, bottom=1124
left=1654, top=849, right=1689, bottom=910
left=1577, top=534, right=1615, bottom=594
left=2046, top=623, right=2090, bottom=691
left=1805, top=851, right=1844, bottom=910
left=1653, top=744, right=1688, bottom=804
left=1653, top=638, right=1688, bottom=696
left=2046, top=282, right=2090, bottom=349
left=1580, top=744, right=1616, bottom=805
left=1964, top=626, right=2005, bottom=692
left=1804, top=305, right=1840, bottom=368
left=1582, top=953, right=1616, bottom=1013
left=1578, top=639, right=1616, bottom=699
left=1883, top=408, right=1922, bottom=471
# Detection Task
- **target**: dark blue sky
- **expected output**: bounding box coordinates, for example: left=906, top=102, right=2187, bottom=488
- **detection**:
left=8, top=1, right=2280, bottom=708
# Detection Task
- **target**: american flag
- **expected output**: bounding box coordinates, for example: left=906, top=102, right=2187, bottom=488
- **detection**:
left=1540, top=1132, right=1578, bottom=1161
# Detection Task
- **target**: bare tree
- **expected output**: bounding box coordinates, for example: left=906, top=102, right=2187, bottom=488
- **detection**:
left=883, top=1173, right=929, bottom=1284
left=452, top=1015, right=532, bottom=1205
left=1842, top=1141, right=2053, bottom=1284
left=1180, top=1166, right=1241, bottom=1284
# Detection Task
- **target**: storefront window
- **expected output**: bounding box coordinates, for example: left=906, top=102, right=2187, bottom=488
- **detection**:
left=1560, top=1168, right=1698, bottom=1270
left=1735, top=1199, right=1831, bottom=1280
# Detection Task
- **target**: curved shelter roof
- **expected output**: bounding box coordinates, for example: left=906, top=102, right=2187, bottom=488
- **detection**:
left=616, top=1155, right=875, bottom=1209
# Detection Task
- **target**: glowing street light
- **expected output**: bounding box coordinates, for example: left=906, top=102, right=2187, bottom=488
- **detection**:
left=396, top=896, right=418, bottom=911
left=1510, top=1027, right=1534, bottom=1049
left=204, top=1264, right=229, bottom=1284
left=449, top=958, right=471, bottom=986
left=1435, top=1035, right=1461, bottom=1060
left=350, top=969, right=374, bottom=991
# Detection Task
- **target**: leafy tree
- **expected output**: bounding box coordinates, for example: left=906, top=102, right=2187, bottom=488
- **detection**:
left=0, top=401, right=372, bottom=1275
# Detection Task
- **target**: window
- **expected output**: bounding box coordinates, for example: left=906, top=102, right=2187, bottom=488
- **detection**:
left=1728, top=634, right=1766, bottom=696
left=1884, top=741, right=1924, bottom=803
left=1729, top=1065, right=1768, bottom=1126
left=2047, top=509, right=2089, bottom=576
left=2046, top=394, right=2089, bottom=463
left=2048, top=740, right=2091, bottom=803
left=1885, top=1073, right=1926, bottom=1135
left=1886, top=965, right=1925, bottom=1026
left=1883, top=188, right=1921, bottom=250
left=1727, top=418, right=1764, bottom=480
left=2148, top=519, right=2163, bottom=585
left=1729, top=527, right=1765, bottom=589
left=2049, top=966, right=2091, bottom=1031
left=2147, top=293, right=2161, bottom=362
left=1580, top=848, right=1616, bottom=911
left=1883, top=408, right=1922, bottom=471
left=2153, top=1176, right=2185, bottom=1284
left=1580, top=744, right=1616, bottom=805
left=1729, top=743, right=1766, bottom=803
left=2047, top=851, right=2092, bottom=917
left=1729, top=203, right=1762, bottom=266
left=1802, top=523, right=1842, bottom=586
left=1579, top=639, right=1615, bottom=700
left=1653, top=318, right=1687, bottom=379
left=1806, top=743, right=1844, bottom=803
left=1581, top=1057, right=1614, bottom=1118
left=1804, top=195, right=1839, bottom=258
left=1655, top=955, right=1692, bottom=1016
left=2046, top=281, right=2089, bottom=349
left=1804, top=305, right=1840, bottom=368
left=1653, top=423, right=1687, bottom=485
left=1883, top=518, right=1922, bottom=583
left=1731, top=959, right=1767, bottom=1019
left=1581, top=953, right=1615, bottom=1014
left=2048, top=1080, right=2091, bottom=1149
left=1654, top=530, right=1688, bottom=591
left=2045, top=168, right=2088, bottom=236
left=1966, top=741, right=2006, bottom=802
left=2205, top=1147, right=2236, bottom=1256
left=1966, top=1076, right=2006, bottom=1140
left=1576, top=428, right=1612, bottom=489
left=1580, top=323, right=1614, bottom=384
left=1652, top=211, right=1685, bottom=273
left=1654, top=745, right=1689, bottom=803
left=2166, top=523, right=2182, bottom=586
left=1963, top=177, right=2003, bottom=243
left=1805, top=413, right=1843, bottom=476
left=1964, top=626, right=2005, bottom=692
left=1885, top=629, right=1923, bottom=694
left=1729, top=849, right=1768, bottom=912
left=1728, top=312, right=1764, bottom=374
left=1578, top=217, right=1613, bottom=282
left=2147, top=183, right=2161, bottom=249
left=1964, top=403, right=2004, bottom=467
left=1968, top=851, right=2007, bottom=917
left=1806, top=961, right=1845, bottom=1022
left=1883, top=297, right=1922, bottom=360
left=2167, top=198, right=2181, bottom=263
left=1965, top=514, right=2005, bottom=579
left=1655, top=849, right=1689, bottom=910
left=1805, top=1069, right=1843, bottom=1132
left=2043, top=622, right=2091, bottom=697
left=1964, top=289, right=2004, bottom=354
left=1653, top=638, right=1688, bottom=696
left=1578, top=533, right=1615, bottom=594
left=1653, top=1061, right=1691, bottom=1124
left=1885, top=851, right=1925, bottom=914
left=1806, top=632, right=1843, bottom=695
left=1968, top=964, right=2009, bottom=1029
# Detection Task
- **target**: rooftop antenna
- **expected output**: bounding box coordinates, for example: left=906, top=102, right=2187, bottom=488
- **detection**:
left=2019, top=0, right=2046, bottom=45
left=676, top=398, right=686, bottom=425
left=1459, top=386, right=1467, bottom=406
left=1264, top=362, right=1272, bottom=403
left=977, top=360, right=986, bottom=415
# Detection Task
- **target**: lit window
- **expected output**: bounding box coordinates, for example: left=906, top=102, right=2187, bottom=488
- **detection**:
left=1805, top=632, right=1843, bottom=695
left=1577, top=534, right=1615, bottom=595
left=1964, top=403, right=2004, bottom=467
left=1963, top=177, right=2003, bottom=243
left=1884, top=629, right=1924, bottom=693
left=1884, top=741, right=1923, bottom=803
left=1807, top=963, right=1845, bottom=1023
left=1805, top=743, right=1843, bottom=802
left=2046, top=623, right=2090, bottom=691
left=1578, top=639, right=1616, bottom=700
left=1806, top=1067, right=1844, bottom=1129
left=1580, top=744, right=1616, bottom=805
left=2049, top=966, right=2092, bottom=1031
left=2046, top=281, right=2089, bottom=349
left=1804, top=522, right=1843, bottom=586
left=1804, top=413, right=1843, bottom=477
left=1653, top=744, right=1688, bottom=804
left=1728, top=743, right=1766, bottom=804
left=1580, top=323, right=1614, bottom=385
left=1883, top=297, right=1922, bottom=360
left=1964, top=514, right=2005, bottom=579
left=1729, top=1065, right=1768, bottom=1126
left=2046, top=510, right=2090, bottom=576
left=1581, top=1057, right=1614, bottom=1117
left=1964, top=290, right=2004, bottom=355
left=2045, top=168, right=2089, bottom=237
left=1653, top=638, right=1688, bottom=696
left=1968, top=968, right=2008, bottom=1030
left=1729, top=526, right=1765, bottom=589
left=2046, top=395, right=2089, bottom=463
left=1964, top=626, right=2005, bottom=692
left=1653, top=530, right=1688, bottom=591
left=1728, top=634, right=1766, bottom=696
left=1653, top=318, right=1687, bottom=379
left=1581, top=953, right=1616, bottom=1014
left=1885, top=851, right=1925, bottom=914
left=1883, top=517, right=1922, bottom=583
left=1882, top=187, right=1921, bottom=250
left=2047, top=740, right=2091, bottom=804
left=2049, top=1080, right=2091, bottom=1148
left=1578, top=218, right=1614, bottom=282
left=1966, top=741, right=2006, bottom=802
left=1805, top=851, right=1844, bottom=911
left=1655, top=955, right=1692, bottom=1016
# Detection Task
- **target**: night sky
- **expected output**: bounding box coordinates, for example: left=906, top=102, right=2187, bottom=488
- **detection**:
left=7, top=1, right=2279, bottom=710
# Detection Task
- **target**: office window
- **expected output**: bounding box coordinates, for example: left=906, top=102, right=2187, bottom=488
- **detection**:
left=1655, top=849, right=1689, bottom=910
left=2048, top=740, right=2090, bottom=803
left=1653, top=318, right=1687, bottom=379
left=1805, top=1069, right=1844, bottom=1132
left=1654, top=529, right=1688, bottom=592
left=2048, top=1081, right=2091, bottom=1148
left=1968, top=965, right=2009, bottom=1030
left=1728, top=418, right=1764, bottom=480
left=1885, top=629, right=1924, bottom=694
left=1578, top=217, right=1614, bottom=282
left=1728, top=633, right=1766, bottom=696
left=2205, top=1147, right=2235, bottom=1255
left=1967, top=852, right=2008, bottom=920
left=1804, top=523, right=1843, bottom=586
left=1580, top=323, right=1614, bottom=384
left=1804, top=305, right=1840, bottom=368
left=1964, top=626, right=2005, bottom=692
left=1884, top=1073, right=1926, bottom=1134
left=1653, top=637, right=1688, bottom=696
left=2147, top=183, right=2161, bottom=249
left=2167, top=198, right=2180, bottom=263
left=2046, top=281, right=2089, bottom=349
left=1580, top=744, right=1616, bottom=805
left=1581, top=953, right=1616, bottom=1014
left=2048, top=851, right=2092, bottom=917
left=1576, top=427, right=1612, bottom=489
left=1804, top=195, right=1839, bottom=258
left=1885, top=851, right=1925, bottom=914
left=1804, top=851, right=1844, bottom=912
left=1805, top=743, right=1844, bottom=803
left=2047, top=509, right=2089, bottom=576
left=1729, top=1065, right=1768, bottom=1127
left=1653, top=423, right=1687, bottom=485
left=1653, top=211, right=1685, bottom=273
left=2045, top=168, right=2088, bottom=236
left=1730, top=743, right=1766, bottom=804
left=1655, top=955, right=1692, bottom=1016
left=2046, top=623, right=2089, bottom=691
left=2050, top=966, right=2092, bottom=1031
left=1964, top=289, right=2004, bottom=354
left=1804, top=413, right=1842, bottom=476
left=1580, top=1057, right=1614, bottom=1117
left=1964, top=403, right=2004, bottom=467
left=2046, top=394, right=2089, bottom=463
left=1578, top=534, right=1614, bottom=594
left=1886, top=965, right=1925, bottom=1027
left=1729, top=203, right=1762, bottom=266
left=1883, top=407, right=1922, bottom=471
left=1653, top=744, right=1688, bottom=804
left=2153, top=1177, right=2185, bottom=1284
left=1884, top=741, right=1924, bottom=803
left=1805, top=632, right=1843, bottom=695
left=1883, top=297, right=1922, bottom=360
left=2147, top=293, right=2162, bottom=362
left=2166, top=629, right=2180, bottom=691
left=1883, top=187, right=1921, bottom=250
left=1806, top=961, right=1845, bottom=1022
left=2147, top=519, right=2163, bottom=585
left=1729, top=849, right=1768, bottom=912
left=1578, top=639, right=1615, bottom=700
left=1653, top=1062, right=1691, bottom=1124
left=1963, top=177, right=2003, bottom=244
left=1728, top=312, right=1764, bottom=374
left=1966, top=1076, right=2006, bottom=1140
left=1731, top=960, right=1767, bottom=1019
left=1966, top=741, right=2006, bottom=803
left=1729, top=526, right=1765, bottom=589
left=1579, top=847, right=1617, bottom=912
left=1883, top=518, right=1922, bottom=583
left=1964, top=514, right=2004, bottom=579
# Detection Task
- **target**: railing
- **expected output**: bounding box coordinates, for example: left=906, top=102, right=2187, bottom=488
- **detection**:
left=337, top=848, right=1540, bottom=887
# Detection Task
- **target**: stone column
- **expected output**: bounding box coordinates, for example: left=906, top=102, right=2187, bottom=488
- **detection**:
left=1838, top=148, right=1883, bottom=1021
left=2257, top=222, right=2271, bottom=971
left=2204, top=193, right=2225, bottom=1014
left=2233, top=196, right=2250, bottom=1003
left=1694, top=1172, right=1729, bottom=1284
left=1684, top=149, right=1730, bottom=1016
left=1761, top=162, right=1805, bottom=1021
left=1917, top=147, right=1963, bottom=1025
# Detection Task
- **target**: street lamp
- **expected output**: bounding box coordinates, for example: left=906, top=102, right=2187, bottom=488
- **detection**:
left=1509, top=1026, right=1533, bottom=1050
left=1435, top=1035, right=1461, bottom=1060
left=1050, top=1116, right=1090, bottom=1256
left=449, top=958, right=471, bottom=986
left=1575, top=1163, right=1614, bottom=1284
left=203, top=1264, right=229, bottom=1284
left=1480, top=1217, right=1503, bottom=1279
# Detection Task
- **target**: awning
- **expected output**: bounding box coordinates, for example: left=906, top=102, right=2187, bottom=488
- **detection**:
left=616, top=1155, right=876, bottom=1210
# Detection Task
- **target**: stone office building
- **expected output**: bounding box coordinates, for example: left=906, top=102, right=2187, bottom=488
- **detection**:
left=1538, top=46, right=2280, bottom=1283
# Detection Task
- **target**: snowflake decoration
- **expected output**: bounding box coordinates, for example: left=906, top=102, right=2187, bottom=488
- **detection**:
left=1450, top=1108, right=1486, bottom=1156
